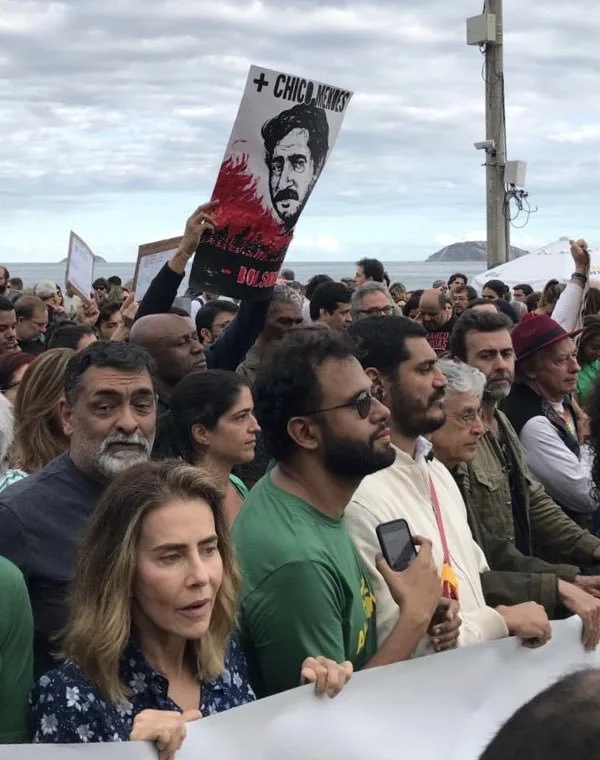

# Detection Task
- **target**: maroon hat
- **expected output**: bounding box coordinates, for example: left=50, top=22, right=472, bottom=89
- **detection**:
left=511, top=314, right=581, bottom=362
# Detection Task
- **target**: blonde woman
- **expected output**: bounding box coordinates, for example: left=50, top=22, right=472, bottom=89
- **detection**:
left=0, top=348, right=73, bottom=490
left=30, top=461, right=352, bottom=755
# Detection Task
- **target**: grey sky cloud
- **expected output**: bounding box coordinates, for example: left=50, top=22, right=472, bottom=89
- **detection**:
left=2, top=0, right=600, bottom=260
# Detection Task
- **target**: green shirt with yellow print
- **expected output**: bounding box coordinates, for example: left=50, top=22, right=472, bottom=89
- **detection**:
left=233, top=473, right=378, bottom=698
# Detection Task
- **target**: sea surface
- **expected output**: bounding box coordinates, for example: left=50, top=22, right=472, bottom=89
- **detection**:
left=3, top=260, right=485, bottom=293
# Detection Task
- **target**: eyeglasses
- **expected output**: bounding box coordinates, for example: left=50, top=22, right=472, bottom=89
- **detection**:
left=448, top=410, right=483, bottom=427
left=306, top=390, right=378, bottom=420
left=359, top=305, right=393, bottom=317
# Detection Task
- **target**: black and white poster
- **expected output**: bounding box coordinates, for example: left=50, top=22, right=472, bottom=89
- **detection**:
left=190, top=65, right=353, bottom=300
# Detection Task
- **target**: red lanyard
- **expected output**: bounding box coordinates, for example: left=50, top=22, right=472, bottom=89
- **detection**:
left=428, top=474, right=451, bottom=564
left=427, top=473, right=459, bottom=601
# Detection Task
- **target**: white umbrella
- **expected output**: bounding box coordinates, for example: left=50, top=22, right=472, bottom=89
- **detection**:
left=471, top=237, right=600, bottom=293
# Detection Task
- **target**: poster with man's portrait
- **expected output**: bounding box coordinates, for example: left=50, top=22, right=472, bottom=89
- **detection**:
left=190, top=65, right=353, bottom=301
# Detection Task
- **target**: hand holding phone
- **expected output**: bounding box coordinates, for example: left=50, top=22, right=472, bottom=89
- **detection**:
left=375, top=529, right=441, bottom=627
left=376, top=518, right=417, bottom=572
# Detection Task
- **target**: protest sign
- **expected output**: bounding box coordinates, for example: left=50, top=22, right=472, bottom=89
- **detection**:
left=190, top=65, right=352, bottom=301
left=3, top=618, right=596, bottom=759
left=66, top=232, right=95, bottom=300
left=133, top=236, right=182, bottom=301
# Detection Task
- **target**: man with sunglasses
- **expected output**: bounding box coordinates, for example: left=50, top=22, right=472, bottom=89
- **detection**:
left=345, top=317, right=551, bottom=657
left=233, top=327, right=444, bottom=698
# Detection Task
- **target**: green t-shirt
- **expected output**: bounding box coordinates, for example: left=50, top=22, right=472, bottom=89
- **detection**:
left=232, top=474, right=377, bottom=698
left=0, top=556, right=33, bottom=743
left=577, top=359, right=600, bottom=403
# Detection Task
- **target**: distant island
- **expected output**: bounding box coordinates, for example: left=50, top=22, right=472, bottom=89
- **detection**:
left=59, top=254, right=107, bottom=264
left=426, top=241, right=528, bottom=262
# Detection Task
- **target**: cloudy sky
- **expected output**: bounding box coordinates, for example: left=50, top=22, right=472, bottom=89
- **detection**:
left=1, top=0, right=599, bottom=263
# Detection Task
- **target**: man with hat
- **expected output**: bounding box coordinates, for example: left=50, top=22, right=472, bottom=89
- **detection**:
left=503, top=313, right=595, bottom=529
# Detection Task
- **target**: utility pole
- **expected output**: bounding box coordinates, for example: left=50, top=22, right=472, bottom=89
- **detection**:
left=468, top=1, right=511, bottom=268
left=484, top=0, right=509, bottom=268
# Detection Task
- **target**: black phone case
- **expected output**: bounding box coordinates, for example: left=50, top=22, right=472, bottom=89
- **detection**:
left=376, top=519, right=416, bottom=571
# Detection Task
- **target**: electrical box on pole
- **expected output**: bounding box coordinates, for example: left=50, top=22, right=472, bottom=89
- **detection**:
left=466, top=14, right=497, bottom=45
left=505, top=160, right=527, bottom=188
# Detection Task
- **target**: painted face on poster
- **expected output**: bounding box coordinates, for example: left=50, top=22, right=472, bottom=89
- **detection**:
left=264, top=103, right=329, bottom=231
left=190, top=66, right=353, bottom=301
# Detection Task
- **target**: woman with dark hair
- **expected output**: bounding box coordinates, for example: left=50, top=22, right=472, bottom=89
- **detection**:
left=156, top=370, right=260, bottom=524
left=525, top=291, right=541, bottom=313
left=403, top=289, right=424, bottom=320
left=30, top=461, right=352, bottom=751
left=584, top=287, right=600, bottom=317
left=47, top=323, right=97, bottom=351
left=482, top=279, right=510, bottom=301
left=0, top=352, right=34, bottom=405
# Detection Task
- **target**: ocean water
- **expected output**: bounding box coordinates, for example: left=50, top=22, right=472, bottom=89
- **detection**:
left=3, top=260, right=485, bottom=294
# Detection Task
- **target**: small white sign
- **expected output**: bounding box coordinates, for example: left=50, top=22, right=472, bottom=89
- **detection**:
left=66, top=232, right=95, bottom=300
left=134, top=237, right=182, bottom=301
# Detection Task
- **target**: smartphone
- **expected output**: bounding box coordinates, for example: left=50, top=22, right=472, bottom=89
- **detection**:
left=376, top=518, right=417, bottom=572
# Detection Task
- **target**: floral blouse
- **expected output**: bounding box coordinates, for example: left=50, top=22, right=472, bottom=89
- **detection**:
left=30, top=636, right=255, bottom=743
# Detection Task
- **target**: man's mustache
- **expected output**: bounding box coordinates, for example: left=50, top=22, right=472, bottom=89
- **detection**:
left=427, top=388, right=445, bottom=408
left=274, top=188, right=299, bottom=204
left=487, top=372, right=512, bottom=384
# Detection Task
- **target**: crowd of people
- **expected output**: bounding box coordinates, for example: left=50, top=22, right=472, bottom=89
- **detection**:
left=0, top=202, right=600, bottom=757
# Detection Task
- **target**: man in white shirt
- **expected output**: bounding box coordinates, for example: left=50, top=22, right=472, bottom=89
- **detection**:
left=345, top=316, right=551, bottom=655
left=503, top=314, right=595, bottom=529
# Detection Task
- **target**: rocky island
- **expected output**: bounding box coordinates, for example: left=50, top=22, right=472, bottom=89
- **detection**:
left=427, top=241, right=528, bottom=262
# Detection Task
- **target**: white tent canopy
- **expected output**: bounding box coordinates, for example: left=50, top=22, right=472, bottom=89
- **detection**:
left=471, top=237, right=600, bottom=293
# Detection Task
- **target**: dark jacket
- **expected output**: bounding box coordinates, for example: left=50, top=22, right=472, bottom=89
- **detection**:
left=458, top=474, right=577, bottom=616
left=0, top=454, right=105, bottom=677
left=454, top=410, right=600, bottom=569
left=136, top=263, right=269, bottom=372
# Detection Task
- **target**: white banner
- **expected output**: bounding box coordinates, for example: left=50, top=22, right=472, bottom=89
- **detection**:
left=0, top=618, right=595, bottom=759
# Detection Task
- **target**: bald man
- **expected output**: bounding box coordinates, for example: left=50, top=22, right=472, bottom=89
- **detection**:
left=130, top=313, right=206, bottom=415
left=418, top=288, right=456, bottom=356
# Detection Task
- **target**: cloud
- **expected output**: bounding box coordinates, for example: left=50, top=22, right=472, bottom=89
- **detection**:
left=291, top=233, right=342, bottom=255
left=2, top=0, right=600, bottom=262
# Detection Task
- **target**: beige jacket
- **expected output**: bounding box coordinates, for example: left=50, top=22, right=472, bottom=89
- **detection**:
left=346, top=439, right=509, bottom=656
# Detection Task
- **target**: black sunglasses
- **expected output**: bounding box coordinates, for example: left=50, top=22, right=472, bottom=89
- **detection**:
left=305, top=389, right=379, bottom=420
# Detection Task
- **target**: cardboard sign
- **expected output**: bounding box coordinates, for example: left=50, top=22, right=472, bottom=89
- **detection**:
left=133, top=236, right=183, bottom=301
left=66, top=232, right=95, bottom=300
left=190, top=65, right=352, bottom=301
